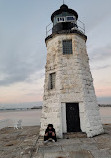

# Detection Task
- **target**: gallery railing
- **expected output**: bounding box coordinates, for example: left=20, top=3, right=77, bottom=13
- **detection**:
left=46, top=19, right=85, bottom=37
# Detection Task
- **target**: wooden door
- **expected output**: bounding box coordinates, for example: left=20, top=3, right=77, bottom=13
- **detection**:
left=66, top=103, right=81, bottom=132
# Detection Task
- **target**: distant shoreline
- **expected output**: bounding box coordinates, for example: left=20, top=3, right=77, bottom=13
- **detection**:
left=98, top=104, right=111, bottom=107
left=0, top=106, right=42, bottom=112
left=0, top=105, right=111, bottom=112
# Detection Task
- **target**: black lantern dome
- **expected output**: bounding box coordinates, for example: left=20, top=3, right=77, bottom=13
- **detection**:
left=51, top=4, right=78, bottom=22
left=51, top=4, right=78, bottom=34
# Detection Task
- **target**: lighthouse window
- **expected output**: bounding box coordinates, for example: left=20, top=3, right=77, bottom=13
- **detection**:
left=57, top=17, right=65, bottom=22
left=49, top=72, right=56, bottom=90
left=66, top=16, right=75, bottom=22
left=63, top=40, right=72, bottom=54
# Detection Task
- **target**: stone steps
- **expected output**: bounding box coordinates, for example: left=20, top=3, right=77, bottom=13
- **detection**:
left=63, top=132, right=87, bottom=138
left=35, top=150, right=94, bottom=158
left=38, top=133, right=87, bottom=143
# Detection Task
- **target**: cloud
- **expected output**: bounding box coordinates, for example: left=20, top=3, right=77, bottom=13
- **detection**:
left=0, top=32, right=46, bottom=86
left=0, top=51, right=45, bottom=86
left=82, top=1, right=111, bottom=32
left=89, top=44, right=111, bottom=61
left=91, top=64, right=111, bottom=70
left=25, top=69, right=45, bottom=83
left=0, top=2, right=47, bottom=87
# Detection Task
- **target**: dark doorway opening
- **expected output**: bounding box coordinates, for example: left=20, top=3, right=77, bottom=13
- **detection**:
left=66, top=103, right=81, bottom=132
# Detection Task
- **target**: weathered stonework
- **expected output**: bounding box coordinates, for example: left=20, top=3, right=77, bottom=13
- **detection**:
left=40, top=33, right=104, bottom=138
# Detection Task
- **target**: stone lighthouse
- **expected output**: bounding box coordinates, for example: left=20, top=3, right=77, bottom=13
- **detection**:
left=40, top=4, right=104, bottom=138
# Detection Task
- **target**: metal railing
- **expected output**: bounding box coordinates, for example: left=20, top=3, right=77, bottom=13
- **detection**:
left=46, top=22, right=53, bottom=37
left=77, top=19, right=85, bottom=34
left=46, top=19, right=85, bottom=37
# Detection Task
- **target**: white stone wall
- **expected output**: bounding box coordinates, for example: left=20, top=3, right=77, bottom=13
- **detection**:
left=40, top=33, right=104, bottom=138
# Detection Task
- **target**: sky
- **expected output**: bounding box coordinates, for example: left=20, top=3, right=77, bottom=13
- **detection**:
left=0, top=0, right=111, bottom=104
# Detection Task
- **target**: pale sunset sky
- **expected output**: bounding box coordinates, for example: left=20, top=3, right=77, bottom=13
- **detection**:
left=0, top=0, right=111, bottom=104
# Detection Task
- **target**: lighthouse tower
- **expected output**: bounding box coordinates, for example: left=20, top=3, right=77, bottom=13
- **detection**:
left=40, top=4, right=104, bottom=138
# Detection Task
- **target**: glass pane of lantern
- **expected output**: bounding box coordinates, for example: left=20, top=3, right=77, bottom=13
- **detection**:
left=57, top=17, right=65, bottom=22
left=67, top=16, right=75, bottom=21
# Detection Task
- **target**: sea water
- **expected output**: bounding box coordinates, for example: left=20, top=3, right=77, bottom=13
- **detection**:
left=0, top=106, right=111, bottom=129
left=99, top=107, right=111, bottom=124
left=0, top=109, right=42, bottom=129
left=0, top=102, right=42, bottom=111
left=0, top=102, right=42, bottom=129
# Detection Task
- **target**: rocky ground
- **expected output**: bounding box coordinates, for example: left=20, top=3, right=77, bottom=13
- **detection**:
left=0, top=126, right=39, bottom=158
left=0, top=125, right=111, bottom=158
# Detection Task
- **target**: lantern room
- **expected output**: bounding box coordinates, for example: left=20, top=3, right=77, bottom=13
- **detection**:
left=51, top=4, right=78, bottom=34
